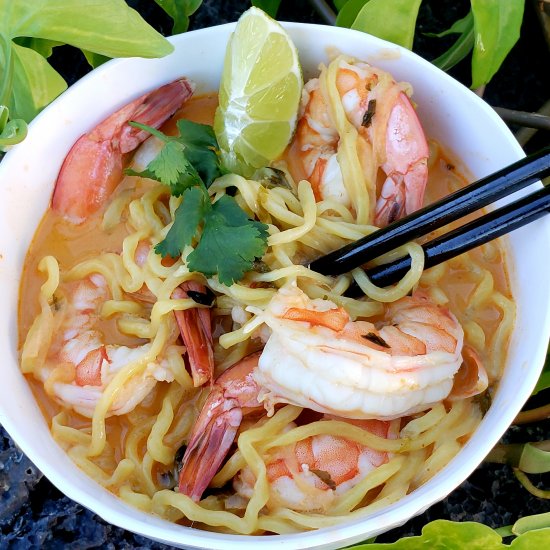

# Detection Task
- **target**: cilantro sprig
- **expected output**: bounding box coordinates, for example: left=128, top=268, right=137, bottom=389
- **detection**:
left=127, top=120, right=269, bottom=286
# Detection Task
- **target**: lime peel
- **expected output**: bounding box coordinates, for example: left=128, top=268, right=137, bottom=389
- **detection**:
left=214, top=7, right=303, bottom=172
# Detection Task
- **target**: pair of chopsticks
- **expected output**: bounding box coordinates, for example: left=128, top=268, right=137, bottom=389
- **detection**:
left=309, top=147, right=550, bottom=297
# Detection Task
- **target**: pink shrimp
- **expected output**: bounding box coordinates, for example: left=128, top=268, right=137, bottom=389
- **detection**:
left=254, top=285, right=487, bottom=419
left=177, top=352, right=397, bottom=506
left=132, top=244, right=215, bottom=387
left=233, top=418, right=397, bottom=513
left=288, top=57, right=428, bottom=227
left=172, top=282, right=215, bottom=387
left=178, top=352, right=264, bottom=500
left=52, top=78, right=194, bottom=223
left=37, top=275, right=174, bottom=418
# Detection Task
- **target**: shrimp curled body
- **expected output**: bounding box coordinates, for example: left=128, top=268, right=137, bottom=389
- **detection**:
left=38, top=275, right=174, bottom=418
left=254, top=285, right=466, bottom=420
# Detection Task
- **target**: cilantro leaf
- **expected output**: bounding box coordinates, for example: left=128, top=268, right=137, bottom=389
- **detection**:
left=187, top=195, right=269, bottom=285
left=127, top=139, right=202, bottom=196
left=155, top=187, right=207, bottom=258
left=132, top=120, right=268, bottom=285
left=176, top=119, right=223, bottom=186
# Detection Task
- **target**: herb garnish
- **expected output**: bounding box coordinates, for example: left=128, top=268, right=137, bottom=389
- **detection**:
left=310, top=469, right=336, bottom=490
left=361, top=99, right=377, bottom=128
left=126, top=120, right=269, bottom=286
left=362, top=332, right=390, bottom=348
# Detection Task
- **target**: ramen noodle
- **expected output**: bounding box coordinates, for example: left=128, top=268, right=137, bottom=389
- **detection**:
left=19, top=56, right=514, bottom=535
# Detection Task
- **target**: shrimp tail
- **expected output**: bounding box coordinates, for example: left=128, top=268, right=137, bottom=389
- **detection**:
left=448, top=345, right=489, bottom=400
left=178, top=394, right=242, bottom=501
left=173, top=282, right=215, bottom=387
left=374, top=92, right=428, bottom=227
left=52, top=78, right=195, bottom=224
left=178, top=352, right=263, bottom=500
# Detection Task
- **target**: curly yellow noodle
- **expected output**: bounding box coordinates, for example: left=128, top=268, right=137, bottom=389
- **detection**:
left=218, top=315, right=265, bottom=349
left=331, top=455, right=406, bottom=514
left=463, top=320, right=486, bottom=351
left=102, top=188, right=135, bottom=231
left=324, top=56, right=372, bottom=224
left=377, top=449, right=427, bottom=501
left=267, top=181, right=317, bottom=245
left=399, top=403, right=447, bottom=439
left=209, top=174, right=262, bottom=214
left=120, top=231, right=148, bottom=293
left=315, top=217, right=377, bottom=240
left=140, top=451, right=157, bottom=496
left=21, top=256, right=60, bottom=373
left=52, top=412, right=91, bottom=447
left=146, top=383, right=185, bottom=465
left=265, top=420, right=406, bottom=454
left=119, top=485, right=153, bottom=513
left=352, top=242, right=425, bottom=302
left=88, top=320, right=170, bottom=457
left=489, top=292, right=515, bottom=381
left=248, top=265, right=334, bottom=286
left=101, top=300, right=143, bottom=317
left=163, top=403, right=196, bottom=449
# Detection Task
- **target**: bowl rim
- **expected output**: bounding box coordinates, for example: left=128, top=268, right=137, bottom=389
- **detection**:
left=1, top=19, right=550, bottom=550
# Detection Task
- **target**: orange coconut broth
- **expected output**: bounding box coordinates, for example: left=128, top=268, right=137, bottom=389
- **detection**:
left=19, top=91, right=512, bottom=476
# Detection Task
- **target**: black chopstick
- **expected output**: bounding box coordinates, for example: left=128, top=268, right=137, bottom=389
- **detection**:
left=343, top=184, right=550, bottom=298
left=309, top=146, right=550, bottom=276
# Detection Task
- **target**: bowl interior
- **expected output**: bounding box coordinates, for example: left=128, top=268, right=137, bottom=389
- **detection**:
left=1, top=22, right=550, bottom=550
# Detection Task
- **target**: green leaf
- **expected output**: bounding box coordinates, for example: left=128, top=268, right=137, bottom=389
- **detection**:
left=512, top=529, right=550, bottom=547
left=251, top=0, right=282, bottom=18
left=513, top=512, right=550, bottom=535
left=126, top=120, right=221, bottom=194
left=470, top=0, right=524, bottom=88
left=424, top=11, right=473, bottom=38
left=153, top=0, right=202, bottom=34
left=519, top=442, right=550, bottom=474
left=431, top=12, right=475, bottom=72
left=532, top=347, right=550, bottom=394
left=155, top=187, right=207, bottom=258
left=10, top=43, right=67, bottom=121
left=81, top=49, right=110, bottom=69
left=176, top=119, right=223, bottom=186
left=347, top=519, right=550, bottom=549
left=334, top=0, right=350, bottom=10
left=0, top=104, right=27, bottom=148
left=127, top=139, right=202, bottom=196
left=187, top=195, right=268, bottom=285
left=336, top=0, right=369, bottom=28
left=0, top=0, right=174, bottom=123
left=350, top=0, right=423, bottom=50
left=13, top=37, right=61, bottom=58
left=2, top=0, right=173, bottom=58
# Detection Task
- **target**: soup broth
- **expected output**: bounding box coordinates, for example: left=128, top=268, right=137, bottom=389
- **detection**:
left=19, top=87, right=514, bottom=534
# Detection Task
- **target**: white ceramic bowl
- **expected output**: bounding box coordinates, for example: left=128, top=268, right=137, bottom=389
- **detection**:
left=1, top=22, right=549, bottom=550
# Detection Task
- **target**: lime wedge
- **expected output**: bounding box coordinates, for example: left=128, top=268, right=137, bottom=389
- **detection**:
left=214, top=7, right=303, bottom=172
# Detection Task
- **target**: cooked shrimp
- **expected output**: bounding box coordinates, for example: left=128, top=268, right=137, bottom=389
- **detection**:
left=52, top=78, right=194, bottom=224
left=131, top=245, right=215, bottom=387
left=173, top=282, right=214, bottom=387
left=37, top=274, right=174, bottom=418
left=287, top=57, right=428, bottom=227
left=178, top=352, right=263, bottom=500
left=232, top=418, right=396, bottom=513
left=254, top=284, right=472, bottom=419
